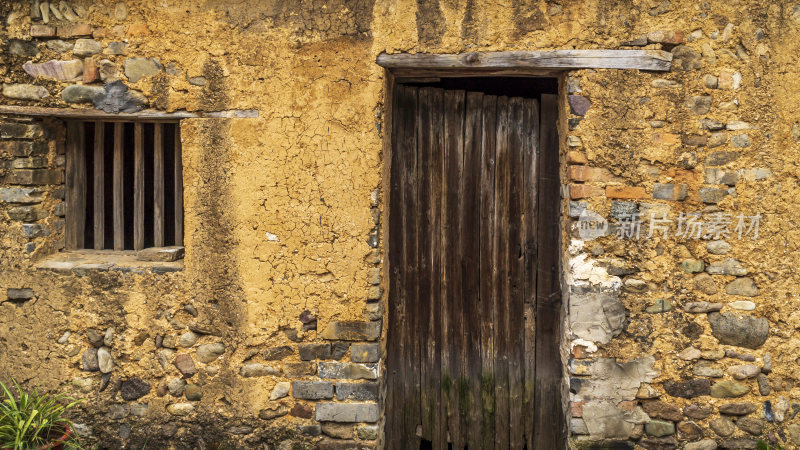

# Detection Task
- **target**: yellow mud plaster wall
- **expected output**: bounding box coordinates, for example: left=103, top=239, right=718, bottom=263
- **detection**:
left=2, top=0, right=800, bottom=448
left=181, top=116, right=381, bottom=338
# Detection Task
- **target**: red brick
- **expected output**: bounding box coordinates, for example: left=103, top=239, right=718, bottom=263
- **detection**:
left=30, top=24, right=55, bottom=37
left=570, top=184, right=603, bottom=199
left=606, top=186, right=647, bottom=199
left=569, top=166, right=611, bottom=182
left=571, top=344, right=588, bottom=359
left=570, top=401, right=586, bottom=417
left=58, top=23, right=92, bottom=38
left=567, top=151, right=588, bottom=164
left=83, top=58, right=98, bottom=83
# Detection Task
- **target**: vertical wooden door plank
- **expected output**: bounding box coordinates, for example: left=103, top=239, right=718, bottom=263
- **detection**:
left=134, top=122, right=144, bottom=250
left=462, top=91, right=484, bottom=450
left=522, top=98, right=541, bottom=449
left=417, top=87, right=434, bottom=442
left=174, top=123, right=184, bottom=245
left=428, top=88, right=448, bottom=450
left=410, top=86, right=426, bottom=445
left=113, top=122, right=124, bottom=250
left=93, top=121, right=105, bottom=249
left=400, top=86, right=421, bottom=448
left=66, top=121, right=86, bottom=250
left=479, top=95, right=498, bottom=450
left=443, top=89, right=466, bottom=450
left=534, top=93, right=566, bottom=448
left=386, top=84, right=405, bottom=449
left=153, top=123, right=164, bottom=247
left=507, top=97, right=525, bottom=450
left=493, top=96, right=511, bottom=450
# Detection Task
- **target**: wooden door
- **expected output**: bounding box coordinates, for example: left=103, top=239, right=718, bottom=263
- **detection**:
left=386, top=85, right=563, bottom=449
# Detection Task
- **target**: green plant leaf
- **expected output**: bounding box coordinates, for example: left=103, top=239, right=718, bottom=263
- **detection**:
left=0, top=379, right=85, bottom=450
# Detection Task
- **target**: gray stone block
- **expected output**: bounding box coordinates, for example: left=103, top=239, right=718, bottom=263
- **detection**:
left=0, top=187, right=44, bottom=204
left=0, top=123, right=43, bottom=139
left=263, top=345, right=294, bottom=361
left=726, top=277, right=758, bottom=297
left=653, top=183, right=688, bottom=201
left=350, top=343, right=378, bottom=363
left=707, top=258, right=747, bottom=276
left=298, top=343, right=331, bottom=360
left=357, top=424, right=378, bottom=440
left=320, top=321, right=381, bottom=341
left=319, top=362, right=378, bottom=380
left=699, top=187, right=730, bottom=204
left=336, top=382, right=378, bottom=401
left=292, top=381, right=334, bottom=399
left=298, top=424, right=321, bottom=436
left=706, top=151, right=740, bottom=167
left=315, top=402, right=378, bottom=423
left=7, top=288, right=34, bottom=301
left=0, top=141, right=44, bottom=157
left=137, top=246, right=184, bottom=262
left=239, top=362, right=277, bottom=378
left=2, top=169, right=63, bottom=185
left=708, top=312, right=768, bottom=349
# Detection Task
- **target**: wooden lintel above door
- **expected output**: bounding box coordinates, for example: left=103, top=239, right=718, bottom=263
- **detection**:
left=377, top=49, right=673, bottom=78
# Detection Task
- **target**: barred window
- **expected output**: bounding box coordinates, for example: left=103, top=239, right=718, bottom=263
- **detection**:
left=65, top=121, right=183, bottom=250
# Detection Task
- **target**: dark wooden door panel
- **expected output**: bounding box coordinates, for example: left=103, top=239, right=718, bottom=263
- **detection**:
left=387, top=84, right=560, bottom=449
left=533, top=94, right=566, bottom=448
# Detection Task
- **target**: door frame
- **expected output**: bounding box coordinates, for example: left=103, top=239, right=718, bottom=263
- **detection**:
left=376, top=50, right=673, bottom=449
left=378, top=63, right=570, bottom=450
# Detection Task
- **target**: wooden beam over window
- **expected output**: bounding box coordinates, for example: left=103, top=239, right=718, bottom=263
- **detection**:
left=0, top=105, right=258, bottom=120
left=377, top=49, right=673, bottom=76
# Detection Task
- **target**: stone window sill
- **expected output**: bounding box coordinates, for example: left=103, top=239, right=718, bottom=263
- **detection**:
left=35, top=247, right=184, bottom=275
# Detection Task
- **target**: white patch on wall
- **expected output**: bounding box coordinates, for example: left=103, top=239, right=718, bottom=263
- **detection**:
left=569, top=288, right=626, bottom=345
left=577, top=357, right=659, bottom=440
left=568, top=252, right=621, bottom=290
left=566, top=239, right=625, bottom=347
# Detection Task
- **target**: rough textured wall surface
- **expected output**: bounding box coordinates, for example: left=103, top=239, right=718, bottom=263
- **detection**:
left=1, top=0, right=800, bottom=449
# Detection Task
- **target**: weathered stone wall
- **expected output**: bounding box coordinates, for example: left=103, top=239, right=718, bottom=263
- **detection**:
left=2, top=0, right=800, bottom=448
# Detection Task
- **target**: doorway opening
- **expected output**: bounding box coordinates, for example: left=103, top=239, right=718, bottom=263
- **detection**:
left=385, top=76, right=565, bottom=449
